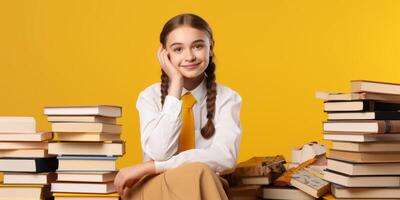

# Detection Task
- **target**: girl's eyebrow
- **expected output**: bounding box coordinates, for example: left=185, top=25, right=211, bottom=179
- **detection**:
left=169, top=39, right=206, bottom=48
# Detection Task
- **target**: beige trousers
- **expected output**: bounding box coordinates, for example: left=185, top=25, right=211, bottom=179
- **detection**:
left=122, top=162, right=229, bottom=200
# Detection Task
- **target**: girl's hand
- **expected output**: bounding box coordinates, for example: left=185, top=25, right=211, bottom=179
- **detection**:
left=114, top=161, right=156, bottom=197
left=157, top=46, right=183, bottom=83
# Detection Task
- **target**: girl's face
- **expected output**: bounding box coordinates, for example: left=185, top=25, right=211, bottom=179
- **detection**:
left=165, top=26, right=213, bottom=79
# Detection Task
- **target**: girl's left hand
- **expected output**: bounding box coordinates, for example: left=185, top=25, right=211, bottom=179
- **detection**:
left=114, top=161, right=156, bottom=197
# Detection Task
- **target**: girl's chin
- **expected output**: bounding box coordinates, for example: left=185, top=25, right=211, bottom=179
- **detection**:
left=181, top=72, right=204, bottom=79
left=180, top=69, right=204, bottom=77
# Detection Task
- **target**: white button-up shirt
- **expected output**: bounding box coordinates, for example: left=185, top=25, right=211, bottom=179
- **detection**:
left=136, top=78, right=242, bottom=174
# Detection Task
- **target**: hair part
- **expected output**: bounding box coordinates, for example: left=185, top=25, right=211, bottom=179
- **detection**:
left=160, top=13, right=216, bottom=139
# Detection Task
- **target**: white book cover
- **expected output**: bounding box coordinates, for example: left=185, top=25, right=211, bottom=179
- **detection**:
left=0, top=116, right=36, bottom=133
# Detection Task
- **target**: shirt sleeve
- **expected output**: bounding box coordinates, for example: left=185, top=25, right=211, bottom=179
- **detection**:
left=136, top=92, right=183, bottom=161
left=154, top=92, right=242, bottom=174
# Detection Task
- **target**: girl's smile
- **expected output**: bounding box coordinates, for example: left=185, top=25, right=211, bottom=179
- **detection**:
left=181, top=62, right=202, bottom=68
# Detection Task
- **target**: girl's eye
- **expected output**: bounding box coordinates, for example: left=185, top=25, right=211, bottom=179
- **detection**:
left=173, top=47, right=182, bottom=53
left=194, top=44, right=204, bottom=49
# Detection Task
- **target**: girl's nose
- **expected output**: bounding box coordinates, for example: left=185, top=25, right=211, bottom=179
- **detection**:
left=185, top=50, right=196, bottom=62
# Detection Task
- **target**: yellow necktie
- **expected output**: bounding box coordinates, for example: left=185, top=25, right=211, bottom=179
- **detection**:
left=179, top=92, right=196, bottom=152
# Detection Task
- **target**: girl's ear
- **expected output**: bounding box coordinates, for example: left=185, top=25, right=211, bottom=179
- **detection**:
left=161, top=43, right=167, bottom=50
left=210, top=40, right=215, bottom=56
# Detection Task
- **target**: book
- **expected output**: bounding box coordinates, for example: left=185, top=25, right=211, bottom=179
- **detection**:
left=323, top=169, right=400, bottom=187
left=0, top=141, right=48, bottom=150
left=0, top=157, right=58, bottom=172
left=322, top=193, right=397, bottom=200
left=0, top=149, right=50, bottom=158
left=240, top=176, right=271, bottom=185
left=57, top=171, right=117, bottom=182
left=291, top=142, right=326, bottom=164
left=323, top=120, right=400, bottom=134
left=55, top=197, right=119, bottom=200
left=324, top=133, right=400, bottom=142
left=290, top=168, right=330, bottom=198
left=3, top=172, right=56, bottom=185
left=56, top=132, right=121, bottom=142
left=324, top=101, right=400, bottom=112
left=57, top=156, right=117, bottom=171
left=327, top=158, right=400, bottom=175
left=51, top=181, right=116, bottom=193
left=48, top=142, right=124, bottom=156
left=351, top=80, right=400, bottom=95
left=0, top=184, right=51, bottom=199
left=0, top=132, right=52, bottom=142
left=227, top=185, right=261, bottom=200
left=331, top=184, right=400, bottom=198
left=233, top=156, right=286, bottom=177
left=227, top=196, right=259, bottom=200
left=0, top=116, right=36, bottom=133
left=52, top=123, right=121, bottom=134
left=274, top=156, right=320, bottom=187
left=330, top=149, right=400, bottom=163
left=53, top=192, right=119, bottom=200
left=44, top=105, right=122, bottom=117
left=332, top=141, right=400, bottom=152
left=316, top=91, right=400, bottom=103
left=328, top=111, right=400, bottom=120
left=47, top=116, right=116, bottom=124
left=262, top=186, right=315, bottom=200
left=287, top=162, right=326, bottom=175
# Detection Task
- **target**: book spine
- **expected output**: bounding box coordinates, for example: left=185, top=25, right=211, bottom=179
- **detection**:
left=35, top=157, right=59, bottom=173
left=380, top=120, right=400, bottom=133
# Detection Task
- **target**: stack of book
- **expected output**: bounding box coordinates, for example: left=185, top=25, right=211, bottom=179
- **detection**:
left=227, top=156, right=286, bottom=200
left=287, top=142, right=327, bottom=174
left=318, top=80, right=400, bottom=199
left=261, top=186, right=316, bottom=200
left=0, top=116, right=57, bottom=200
left=287, top=167, right=330, bottom=199
left=270, top=143, right=329, bottom=200
left=44, top=105, right=123, bottom=200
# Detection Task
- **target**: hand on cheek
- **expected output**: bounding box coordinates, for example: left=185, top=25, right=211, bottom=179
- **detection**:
left=157, top=46, right=183, bottom=82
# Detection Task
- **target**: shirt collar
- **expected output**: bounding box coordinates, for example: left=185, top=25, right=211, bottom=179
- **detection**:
left=181, top=77, right=207, bottom=103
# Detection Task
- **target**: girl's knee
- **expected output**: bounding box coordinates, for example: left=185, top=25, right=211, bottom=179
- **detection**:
left=184, top=162, right=212, bottom=171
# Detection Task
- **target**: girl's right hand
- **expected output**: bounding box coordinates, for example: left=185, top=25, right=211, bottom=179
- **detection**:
left=114, top=161, right=156, bottom=197
left=157, top=46, right=183, bottom=83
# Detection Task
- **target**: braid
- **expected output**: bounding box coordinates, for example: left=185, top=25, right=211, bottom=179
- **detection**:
left=160, top=70, right=169, bottom=106
left=201, top=56, right=217, bottom=139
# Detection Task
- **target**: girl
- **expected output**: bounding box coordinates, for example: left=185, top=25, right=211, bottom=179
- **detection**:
left=114, top=13, right=242, bottom=200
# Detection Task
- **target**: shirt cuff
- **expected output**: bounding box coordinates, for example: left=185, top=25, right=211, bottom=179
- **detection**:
left=154, top=160, right=168, bottom=173
left=162, top=95, right=182, bottom=119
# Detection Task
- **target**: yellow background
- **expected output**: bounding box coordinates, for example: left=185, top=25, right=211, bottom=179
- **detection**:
left=1, top=0, right=400, bottom=171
